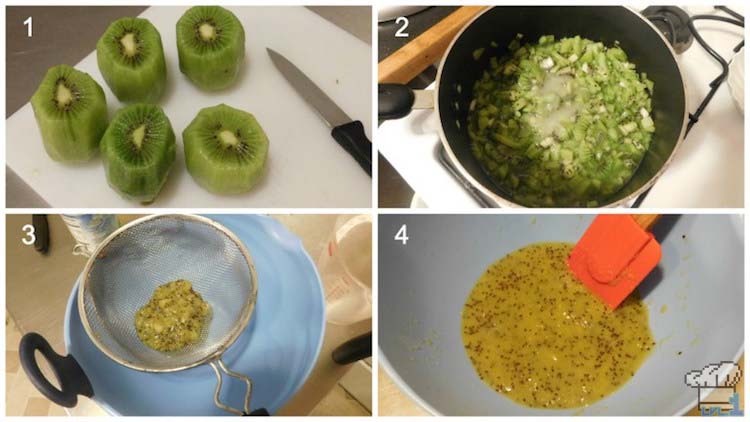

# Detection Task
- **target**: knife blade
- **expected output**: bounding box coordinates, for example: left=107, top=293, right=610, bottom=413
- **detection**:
left=267, top=48, right=372, bottom=176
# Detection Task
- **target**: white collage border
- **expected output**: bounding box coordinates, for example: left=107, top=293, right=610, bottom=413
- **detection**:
left=0, top=0, right=748, bottom=420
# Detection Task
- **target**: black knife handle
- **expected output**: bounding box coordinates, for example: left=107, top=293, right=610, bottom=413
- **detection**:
left=331, top=121, right=372, bottom=177
left=378, top=84, right=414, bottom=120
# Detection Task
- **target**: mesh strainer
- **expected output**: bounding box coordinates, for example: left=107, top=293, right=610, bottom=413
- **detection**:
left=77, top=214, right=258, bottom=415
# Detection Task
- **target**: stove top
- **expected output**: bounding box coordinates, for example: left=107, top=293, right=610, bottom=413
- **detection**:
left=643, top=6, right=694, bottom=53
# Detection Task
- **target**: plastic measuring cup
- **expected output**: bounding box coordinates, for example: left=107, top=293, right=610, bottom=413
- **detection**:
left=317, top=214, right=372, bottom=325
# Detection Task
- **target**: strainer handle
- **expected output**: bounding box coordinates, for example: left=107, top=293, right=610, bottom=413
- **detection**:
left=209, top=358, right=258, bottom=416
left=19, top=332, right=93, bottom=407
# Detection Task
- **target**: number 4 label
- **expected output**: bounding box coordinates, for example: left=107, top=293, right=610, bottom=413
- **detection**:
left=395, top=224, right=409, bottom=245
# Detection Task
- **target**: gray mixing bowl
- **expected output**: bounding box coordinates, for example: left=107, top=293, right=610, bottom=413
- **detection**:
left=379, top=215, right=743, bottom=415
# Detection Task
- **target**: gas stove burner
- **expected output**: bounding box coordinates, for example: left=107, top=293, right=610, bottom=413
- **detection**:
left=642, top=6, right=694, bottom=54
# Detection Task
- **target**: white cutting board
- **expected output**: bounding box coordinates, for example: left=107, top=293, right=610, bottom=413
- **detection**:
left=7, top=6, right=372, bottom=208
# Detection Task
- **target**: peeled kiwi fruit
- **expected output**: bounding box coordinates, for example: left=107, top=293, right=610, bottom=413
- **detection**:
left=176, top=6, right=245, bottom=90
left=30, top=64, right=108, bottom=163
left=183, top=104, right=268, bottom=194
left=97, top=17, right=167, bottom=102
left=100, top=103, right=176, bottom=203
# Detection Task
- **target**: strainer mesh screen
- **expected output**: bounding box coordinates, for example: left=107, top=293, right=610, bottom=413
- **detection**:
left=80, top=215, right=255, bottom=371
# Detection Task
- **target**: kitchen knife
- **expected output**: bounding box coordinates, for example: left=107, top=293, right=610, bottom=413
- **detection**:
left=267, top=48, right=372, bottom=176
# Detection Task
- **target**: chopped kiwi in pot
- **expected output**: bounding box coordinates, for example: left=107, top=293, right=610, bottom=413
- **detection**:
left=100, top=104, right=176, bottom=203
left=183, top=104, right=269, bottom=194
left=30, top=64, right=108, bottom=163
left=467, top=35, right=655, bottom=207
left=176, top=6, right=245, bottom=90
left=97, top=17, right=167, bottom=103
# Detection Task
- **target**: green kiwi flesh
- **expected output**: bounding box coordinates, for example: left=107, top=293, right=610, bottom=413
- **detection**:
left=176, top=6, right=245, bottom=90
left=97, top=17, right=167, bottom=102
left=100, top=103, right=176, bottom=203
left=30, top=64, right=108, bottom=163
left=183, top=104, right=268, bottom=194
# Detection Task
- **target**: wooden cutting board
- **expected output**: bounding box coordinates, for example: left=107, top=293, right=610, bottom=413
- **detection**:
left=378, top=6, right=487, bottom=84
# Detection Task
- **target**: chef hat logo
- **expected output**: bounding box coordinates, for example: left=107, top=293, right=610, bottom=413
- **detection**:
left=685, top=361, right=742, bottom=388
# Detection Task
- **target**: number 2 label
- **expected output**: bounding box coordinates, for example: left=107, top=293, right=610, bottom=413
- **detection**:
left=395, top=16, right=409, bottom=38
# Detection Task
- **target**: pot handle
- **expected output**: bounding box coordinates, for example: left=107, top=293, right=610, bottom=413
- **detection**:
left=379, top=85, right=436, bottom=121
left=379, top=84, right=416, bottom=120
left=210, top=358, right=269, bottom=416
left=246, top=408, right=270, bottom=416
left=19, top=332, right=93, bottom=407
left=332, top=332, right=372, bottom=365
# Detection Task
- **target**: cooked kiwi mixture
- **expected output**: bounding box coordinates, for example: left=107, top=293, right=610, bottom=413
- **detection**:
left=100, top=103, right=176, bottom=202
left=135, top=279, right=211, bottom=352
left=30, top=64, right=108, bottom=163
left=183, top=104, right=269, bottom=194
left=468, top=35, right=655, bottom=207
left=462, top=243, right=654, bottom=408
left=96, top=17, right=167, bottom=103
left=176, top=6, right=245, bottom=90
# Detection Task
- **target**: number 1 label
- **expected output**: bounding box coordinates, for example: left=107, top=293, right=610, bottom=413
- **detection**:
left=24, top=17, right=32, bottom=37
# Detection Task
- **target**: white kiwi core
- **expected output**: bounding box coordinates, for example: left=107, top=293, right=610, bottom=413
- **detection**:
left=55, top=82, right=74, bottom=109
left=120, top=33, right=139, bottom=57
left=218, top=130, right=239, bottom=147
left=199, top=23, right=217, bottom=41
left=131, top=124, right=147, bottom=150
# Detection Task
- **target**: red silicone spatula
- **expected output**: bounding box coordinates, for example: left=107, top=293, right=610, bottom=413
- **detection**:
left=568, top=214, right=662, bottom=309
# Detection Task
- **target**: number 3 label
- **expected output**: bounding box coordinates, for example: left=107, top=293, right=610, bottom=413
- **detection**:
left=395, top=224, right=409, bottom=245
left=22, top=224, right=36, bottom=245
